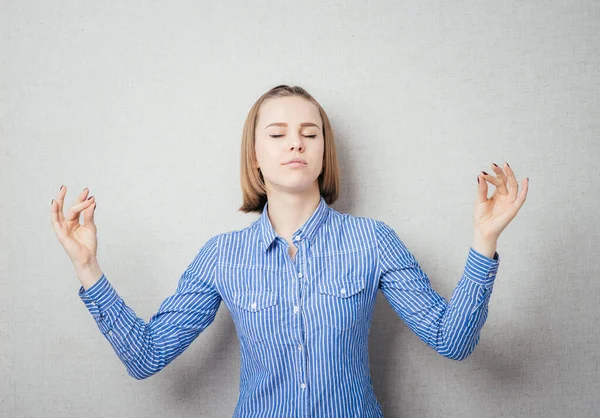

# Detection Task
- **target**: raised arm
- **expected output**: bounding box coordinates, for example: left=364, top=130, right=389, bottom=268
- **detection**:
left=51, top=185, right=221, bottom=379
left=375, top=220, right=500, bottom=361
left=78, top=236, right=221, bottom=379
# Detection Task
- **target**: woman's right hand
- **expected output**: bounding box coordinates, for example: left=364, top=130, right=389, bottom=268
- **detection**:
left=50, top=185, right=98, bottom=269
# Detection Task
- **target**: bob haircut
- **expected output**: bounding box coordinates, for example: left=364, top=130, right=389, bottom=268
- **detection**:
left=238, top=84, right=341, bottom=214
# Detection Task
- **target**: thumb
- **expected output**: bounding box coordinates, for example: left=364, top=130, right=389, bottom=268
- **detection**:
left=83, top=200, right=97, bottom=230
left=476, top=174, right=488, bottom=203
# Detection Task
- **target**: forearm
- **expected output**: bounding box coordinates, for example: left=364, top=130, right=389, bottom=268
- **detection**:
left=433, top=247, right=499, bottom=360
left=436, top=274, right=493, bottom=360
left=78, top=274, right=169, bottom=379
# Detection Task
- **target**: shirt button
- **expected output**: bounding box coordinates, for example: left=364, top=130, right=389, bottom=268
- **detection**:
left=91, top=302, right=96, bottom=306
left=298, top=272, right=303, bottom=278
left=294, top=306, right=299, bottom=313
left=340, top=288, right=346, bottom=294
left=488, top=273, right=494, bottom=277
left=300, top=383, right=306, bottom=389
left=298, top=345, right=302, bottom=351
left=251, top=302, right=257, bottom=309
left=107, top=330, right=113, bottom=336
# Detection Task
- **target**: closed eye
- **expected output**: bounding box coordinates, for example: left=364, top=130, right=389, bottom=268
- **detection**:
left=270, top=135, right=317, bottom=138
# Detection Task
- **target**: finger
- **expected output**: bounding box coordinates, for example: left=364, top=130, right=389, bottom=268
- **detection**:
left=63, top=187, right=90, bottom=223
left=479, top=170, right=504, bottom=194
left=503, top=162, right=519, bottom=202
left=50, top=199, right=67, bottom=240
left=55, top=185, right=67, bottom=223
left=476, top=173, right=489, bottom=203
left=482, top=167, right=507, bottom=195
left=490, top=163, right=508, bottom=194
left=513, top=177, right=529, bottom=210
left=65, top=196, right=95, bottom=222
left=83, top=198, right=97, bottom=230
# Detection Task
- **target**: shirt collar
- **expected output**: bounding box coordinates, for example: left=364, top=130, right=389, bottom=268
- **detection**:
left=259, top=195, right=330, bottom=253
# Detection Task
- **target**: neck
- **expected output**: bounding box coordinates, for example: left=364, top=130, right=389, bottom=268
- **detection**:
left=266, top=190, right=321, bottom=241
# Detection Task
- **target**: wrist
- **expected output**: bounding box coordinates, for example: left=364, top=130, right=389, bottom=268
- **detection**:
left=472, top=232, right=497, bottom=259
left=74, top=259, right=103, bottom=291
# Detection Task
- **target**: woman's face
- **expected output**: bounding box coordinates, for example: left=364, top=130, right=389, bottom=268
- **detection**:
left=254, top=96, right=324, bottom=194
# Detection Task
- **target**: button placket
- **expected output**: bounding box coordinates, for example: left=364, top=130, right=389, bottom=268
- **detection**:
left=291, top=237, right=308, bottom=396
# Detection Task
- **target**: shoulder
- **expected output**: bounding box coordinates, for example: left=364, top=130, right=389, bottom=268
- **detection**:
left=330, top=208, right=394, bottom=236
left=202, top=220, right=263, bottom=253
left=326, top=208, right=399, bottom=248
left=327, top=207, right=379, bottom=229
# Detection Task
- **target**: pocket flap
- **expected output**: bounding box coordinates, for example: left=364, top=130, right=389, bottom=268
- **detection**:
left=233, top=291, right=278, bottom=312
left=318, top=277, right=366, bottom=298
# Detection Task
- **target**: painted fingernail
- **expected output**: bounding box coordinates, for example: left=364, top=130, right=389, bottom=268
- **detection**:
left=59, top=185, right=64, bottom=191
left=492, top=163, right=498, bottom=167
left=477, top=177, right=480, bottom=184
left=506, top=162, right=510, bottom=167
left=87, top=196, right=93, bottom=200
left=482, top=171, right=488, bottom=175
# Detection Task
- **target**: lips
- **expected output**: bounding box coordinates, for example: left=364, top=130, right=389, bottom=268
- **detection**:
left=284, top=159, right=307, bottom=165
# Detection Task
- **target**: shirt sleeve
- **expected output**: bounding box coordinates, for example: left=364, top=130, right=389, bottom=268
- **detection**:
left=78, top=234, right=222, bottom=379
left=375, top=220, right=500, bottom=361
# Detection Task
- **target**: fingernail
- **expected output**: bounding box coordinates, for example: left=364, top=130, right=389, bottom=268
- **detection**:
left=59, top=185, right=64, bottom=191
left=51, top=199, right=54, bottom=205
left=87, top=196, right=93, bottom=200
left=482, top=171, right=488, bottom=175
left=506, top=162, right=510, bottom=168
left=492, top=163, right=498, bottom=167
left=477, top=177, right=480, bottom=184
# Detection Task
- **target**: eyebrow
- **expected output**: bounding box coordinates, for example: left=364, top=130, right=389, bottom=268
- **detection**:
left=265, top=122, right=321, bottom=130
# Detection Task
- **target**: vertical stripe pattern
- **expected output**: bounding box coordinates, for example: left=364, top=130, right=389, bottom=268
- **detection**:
left=78, top=195, right=500, bottom=417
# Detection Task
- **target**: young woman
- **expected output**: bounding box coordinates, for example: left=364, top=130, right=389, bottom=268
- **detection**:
left=50, top=85, right=529, bottom=417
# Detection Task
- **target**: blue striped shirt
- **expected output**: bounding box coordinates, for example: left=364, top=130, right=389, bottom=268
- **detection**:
left=78, top=195, right=500, bottom=417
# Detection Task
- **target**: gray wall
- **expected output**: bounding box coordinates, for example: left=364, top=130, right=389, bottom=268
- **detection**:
left=2, top=1, right=598, bottom=416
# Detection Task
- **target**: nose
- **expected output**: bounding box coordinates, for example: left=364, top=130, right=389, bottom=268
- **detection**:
left=289, top=133, right=304, bottom=151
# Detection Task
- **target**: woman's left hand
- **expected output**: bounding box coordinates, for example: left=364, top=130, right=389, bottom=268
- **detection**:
left=474, top=162, right=529, bottom=240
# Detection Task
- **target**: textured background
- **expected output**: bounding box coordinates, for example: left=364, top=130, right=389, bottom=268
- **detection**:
left=1, top=0, right=598, bottom=416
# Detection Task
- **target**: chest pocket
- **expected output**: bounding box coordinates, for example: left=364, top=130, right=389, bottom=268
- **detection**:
left=317, top=276, right=366, bottom=331
left=232, top=290, right=279, bottom=343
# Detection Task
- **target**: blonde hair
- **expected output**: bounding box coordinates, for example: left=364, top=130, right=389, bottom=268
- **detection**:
left=238, top=85, right=341, bottom=214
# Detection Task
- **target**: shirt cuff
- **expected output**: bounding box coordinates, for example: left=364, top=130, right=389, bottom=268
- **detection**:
left=463, top=247, right=500, bottom=288
left=78, top=273, right=120, bottom=334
